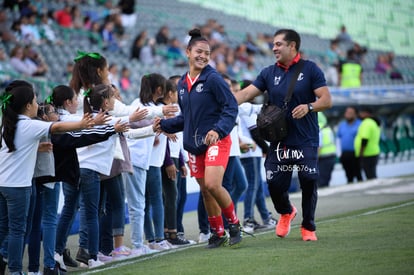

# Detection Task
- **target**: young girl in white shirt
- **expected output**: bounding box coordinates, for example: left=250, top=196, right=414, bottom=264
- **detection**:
left=75, top=84, right=129, bottom=268
left=0, top=80, right=94, bottom=275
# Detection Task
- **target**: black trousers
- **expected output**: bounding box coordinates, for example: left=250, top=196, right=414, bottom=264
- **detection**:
left=340, top=151, right=362, bottom=183
left=265, top=146, right=318, bottom=231
left=318, top=155, right=336, bottom=187
left=361, top=155, right=379, bottom=180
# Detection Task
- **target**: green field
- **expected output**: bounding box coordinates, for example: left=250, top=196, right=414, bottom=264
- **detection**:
left=76, top=200, right=414, bottom=275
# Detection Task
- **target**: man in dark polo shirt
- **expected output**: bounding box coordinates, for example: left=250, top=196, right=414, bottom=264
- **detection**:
left=234, top=29, right=332, bottom=241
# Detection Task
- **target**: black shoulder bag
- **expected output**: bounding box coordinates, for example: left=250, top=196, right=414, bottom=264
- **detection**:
left=256, top=60, right=304, bottom=143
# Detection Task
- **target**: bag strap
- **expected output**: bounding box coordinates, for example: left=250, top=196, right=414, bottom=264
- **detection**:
left=283, top=59, right=304, bottom=107
left=263, top=59, right=304, bottom=107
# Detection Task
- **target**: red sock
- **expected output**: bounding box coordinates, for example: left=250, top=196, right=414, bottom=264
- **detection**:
left=208, top=216, right=225, bottom=237
left=222, top=202, right=239, bottom=224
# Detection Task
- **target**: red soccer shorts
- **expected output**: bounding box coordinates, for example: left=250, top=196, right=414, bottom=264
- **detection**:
left=188, top=135, right=231, bottom=179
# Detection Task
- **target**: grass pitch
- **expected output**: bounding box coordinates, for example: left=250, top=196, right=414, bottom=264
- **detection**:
left=76, top=200, right=414, bottom=275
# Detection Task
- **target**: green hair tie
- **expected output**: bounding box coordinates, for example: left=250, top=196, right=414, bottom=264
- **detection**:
left=74, top=50, right=102, bottom=62
left=45, top=95, right=53, bottom=104
left=0, top=92, right=12, bottom=111
left=83, top=88, right=91, bottom=97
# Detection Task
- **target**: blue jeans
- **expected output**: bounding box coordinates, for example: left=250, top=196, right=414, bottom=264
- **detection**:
left=26, top=180, right=37, bottom=245
left=0, top=186, right=31, bottom=273
left=27, top=182, right=42, bottom=272
left=144, top=166, right=164, bottom=241
left=27, top=182, right=60, bottom=270
left=223, top=156, right=248, bottom=212
left=78, top=194, right=88, bottom=249
left=100, top=174, right=125, bottom=254
left=78, top=168, right=101, bottom=257
left=41, top=183, right=60, bottom=269
left=176, top=171, right=187, bottom=233
left=241, top=157, right=270, bottom=222
left=125, top=166, right=146, bottom=249
left=55, top=183, right=79, bottom=255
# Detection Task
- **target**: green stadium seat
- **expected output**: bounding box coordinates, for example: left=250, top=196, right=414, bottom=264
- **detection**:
left=380, top=138, right=398, bottom=162
left=178, top=0, right=414, bottom=58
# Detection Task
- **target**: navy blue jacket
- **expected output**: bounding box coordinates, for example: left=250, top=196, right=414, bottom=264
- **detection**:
left=160, top=65, right=238, bottom=155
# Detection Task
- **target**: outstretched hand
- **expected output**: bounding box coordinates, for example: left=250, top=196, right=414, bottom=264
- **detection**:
left=94, top=109, right=111, bottom=125
left=114, top=119, right=130, bottom=133
left=162, top=104, right=179, bottom=118
left=129, top=107, right=149, bottom=122
left=81, top=113, right=95, bottom=128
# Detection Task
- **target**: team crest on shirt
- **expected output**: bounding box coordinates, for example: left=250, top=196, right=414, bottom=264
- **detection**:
left=195, top=83, right=203, bottom=93
left=274, top=76, right=281, bottom=85
left=179, top=88, right=185, bottom=100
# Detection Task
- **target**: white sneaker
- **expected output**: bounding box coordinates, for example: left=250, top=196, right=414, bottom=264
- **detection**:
left=243, top=219, right=260, bottom=233
left=28, top=272, right=42, bottom=275
left=79, top=262, right=89, bottom=268
left=130, top=245, right=158, bottom=257
left=263, top=216, right=277, bottom=229
left=88, top=258, right=105, bottom=268
left=198, top=232, right=211, bottom=243
left=111, top=245, right=131, bottom=260
left=54, top=252, right=67, bottom=272
left=148, top=240, right=171, bottom=251
left=97, top=252, right=113, bottom=263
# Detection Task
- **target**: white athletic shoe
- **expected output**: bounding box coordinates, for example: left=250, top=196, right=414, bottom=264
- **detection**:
left=130, top=245, right=158, bottom=257
left=88, top=258, right=105, bottom=269
left=54, top=252, right=67, bottom=272
left=198, top=232, right=211, bottom=243
left=148, top=240, right=171, bottom=251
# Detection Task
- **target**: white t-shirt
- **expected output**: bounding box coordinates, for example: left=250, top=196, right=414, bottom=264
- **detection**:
left=229, top=116, right=241, bottom=157
left=76, top=113, right=128, bottom=176
left=238, top=102, right=262, bottom=129
left=239, top=110, right=263, bottom=158
left=0, top=115, right=52, bottom=187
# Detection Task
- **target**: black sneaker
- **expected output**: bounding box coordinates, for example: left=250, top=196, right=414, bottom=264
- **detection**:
left=43, top=265, right=59, bottom=275
left=76, top=247, right=90, bottom=265
left=63, top=248, right=78, bottom=267
left=168, top=236, right=191, bottom=246
left=228, top=222, right=242, bottom=247
left=205, top=232, right=228, bottom=249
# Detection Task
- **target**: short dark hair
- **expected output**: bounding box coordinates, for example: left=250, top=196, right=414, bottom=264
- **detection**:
left=274, top=29, right=301, bottom=51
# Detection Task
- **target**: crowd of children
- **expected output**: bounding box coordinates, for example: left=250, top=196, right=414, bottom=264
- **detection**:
left=0, top=28, right=279, bottom=275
